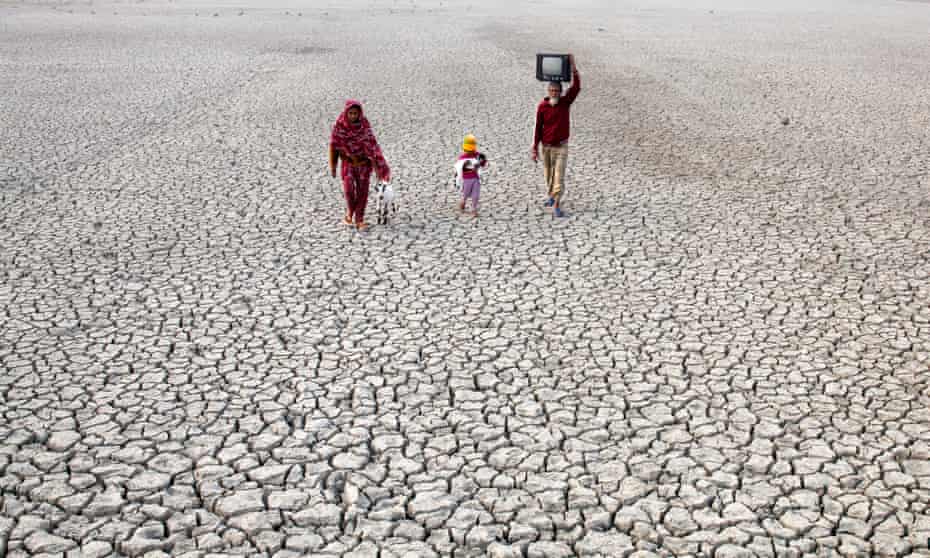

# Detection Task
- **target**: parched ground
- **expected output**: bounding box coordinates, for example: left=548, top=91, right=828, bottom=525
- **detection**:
left=1, top=0, right=929, bottom=556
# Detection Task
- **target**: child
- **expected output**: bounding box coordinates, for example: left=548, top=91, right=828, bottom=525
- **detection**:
left=454, top=134, right=488, bottom=216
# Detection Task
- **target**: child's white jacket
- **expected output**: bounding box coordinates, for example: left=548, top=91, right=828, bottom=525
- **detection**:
left=454, top=157, right=487, bottom=189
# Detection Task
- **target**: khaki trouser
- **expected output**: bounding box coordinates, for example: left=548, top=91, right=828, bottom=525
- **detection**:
left=542, top=143, right=568, bottom=201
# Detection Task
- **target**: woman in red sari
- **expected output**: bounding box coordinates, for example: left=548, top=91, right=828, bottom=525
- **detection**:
left=329, top=100, right=391, bottom=230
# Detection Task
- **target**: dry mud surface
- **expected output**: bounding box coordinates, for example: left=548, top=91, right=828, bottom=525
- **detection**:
left=1, top=0, right=930, bottom=556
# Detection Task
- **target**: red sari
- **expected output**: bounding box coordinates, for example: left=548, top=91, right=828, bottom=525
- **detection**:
left=329, top=100, right=390, bottom=224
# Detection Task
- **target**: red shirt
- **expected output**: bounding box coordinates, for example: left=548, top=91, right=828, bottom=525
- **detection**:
left=458, top=152, right=487, bottom=179
left=533, top=69, right=581, bottom=150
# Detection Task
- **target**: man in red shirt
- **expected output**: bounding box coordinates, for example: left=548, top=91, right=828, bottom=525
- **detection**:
left=532, top=54, right=580, bottom=218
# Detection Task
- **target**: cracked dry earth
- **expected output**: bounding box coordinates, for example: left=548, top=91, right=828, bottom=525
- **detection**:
left=1, top=0, right=930, bottom=557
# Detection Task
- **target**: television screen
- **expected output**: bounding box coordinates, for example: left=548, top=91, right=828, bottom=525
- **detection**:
left=541, top=56, right=565, bottom=77
left=536, top=54, right=572, bottom=82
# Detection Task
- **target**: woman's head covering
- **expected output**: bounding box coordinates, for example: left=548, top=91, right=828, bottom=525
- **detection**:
left=330, top=100, right=391, bottom=182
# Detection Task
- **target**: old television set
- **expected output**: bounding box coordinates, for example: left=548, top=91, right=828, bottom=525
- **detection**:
left=536, top=53, right=572, bottom=82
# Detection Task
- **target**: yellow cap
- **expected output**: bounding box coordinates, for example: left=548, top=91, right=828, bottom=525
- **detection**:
left=462, top=134, right=477, bottom=152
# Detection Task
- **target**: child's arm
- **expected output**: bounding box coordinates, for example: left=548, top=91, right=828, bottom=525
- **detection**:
left=454, top=159, right=466, bottom=187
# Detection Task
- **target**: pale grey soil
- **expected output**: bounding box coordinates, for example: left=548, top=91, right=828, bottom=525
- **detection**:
left=1, top=1, right=929, bottom=556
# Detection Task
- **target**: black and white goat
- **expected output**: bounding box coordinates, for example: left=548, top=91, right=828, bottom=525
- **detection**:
left=374, top=182, right=397, bottom=225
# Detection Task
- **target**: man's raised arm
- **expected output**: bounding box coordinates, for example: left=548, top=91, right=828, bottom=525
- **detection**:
left=564, top=55, right=581, bottom=105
